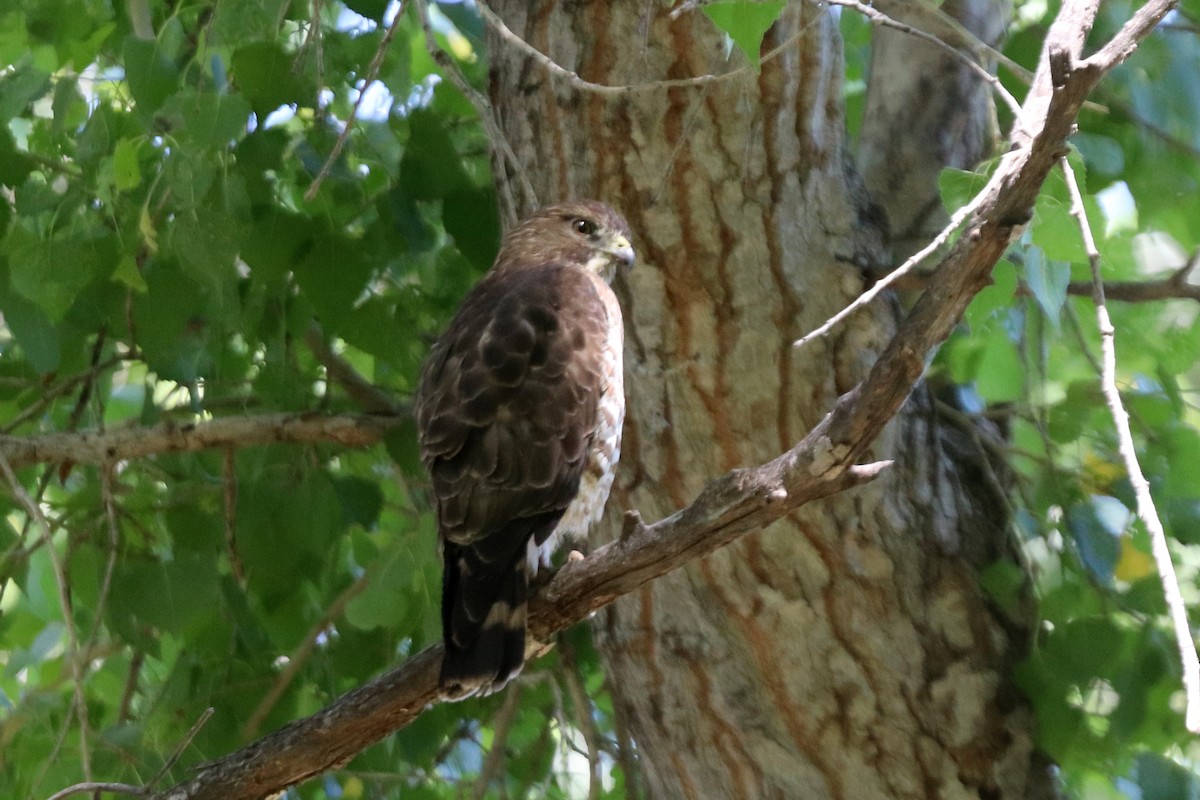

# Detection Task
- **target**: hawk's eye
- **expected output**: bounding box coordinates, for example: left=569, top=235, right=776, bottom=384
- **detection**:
left=572, top=218, right=597, bottom=236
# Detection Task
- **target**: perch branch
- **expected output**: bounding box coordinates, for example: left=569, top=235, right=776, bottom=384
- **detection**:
left=149, top=451, right=888, bottom=800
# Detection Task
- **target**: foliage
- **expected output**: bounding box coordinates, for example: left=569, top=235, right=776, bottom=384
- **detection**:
left=0, top=0, right=1199, bottom=798
left=929, top=3, right=1200, bottom=796
left=0, top=1, right=616, bottom=798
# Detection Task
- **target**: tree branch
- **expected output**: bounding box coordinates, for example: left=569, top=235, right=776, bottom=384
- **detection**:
left=817, top=0, right=1175, bottom=462
left=0, top=412, right=400, bottom=471
left=151, top=456, right=888, bottom=800
left=1062, top=156, right=1200, bottom=733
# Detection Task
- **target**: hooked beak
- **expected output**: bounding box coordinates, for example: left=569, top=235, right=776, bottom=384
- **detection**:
left=610, top=235, right=635, bottom=268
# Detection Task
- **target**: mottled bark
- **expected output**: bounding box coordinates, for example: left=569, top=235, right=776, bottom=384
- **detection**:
left=488, top=3, right=1047, bottom=798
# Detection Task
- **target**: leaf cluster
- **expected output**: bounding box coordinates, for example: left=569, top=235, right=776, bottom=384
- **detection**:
left=0, top=2, right=618, bottom=798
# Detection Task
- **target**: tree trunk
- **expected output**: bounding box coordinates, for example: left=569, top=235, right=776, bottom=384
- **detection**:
left=488, top=3, right=1052, bottom=798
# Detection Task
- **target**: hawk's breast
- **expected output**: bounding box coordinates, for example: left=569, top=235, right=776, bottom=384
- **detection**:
left=538, top=272, right=624, bottom=562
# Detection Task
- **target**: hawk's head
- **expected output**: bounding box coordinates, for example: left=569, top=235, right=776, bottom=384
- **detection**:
left=496, top=200, right=634, bottom=283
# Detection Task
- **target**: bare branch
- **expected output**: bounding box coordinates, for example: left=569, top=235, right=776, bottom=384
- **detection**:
left=2, top=352, right=127, bottom=434
left=470, top=685, right=523, bottom=800
left=1062, top=156, right=1200, bottom=733
left=559, top=640, right=603, bottom=800
left=46, top=782, right=146, bottom=800
left=794, top=185, right=988, bottom=347
left=148, top=708, right=214, bottom=789
left=0, top=412, right=400, bottom=471
left=882, top=266, right=1200, bottom=304
left=476, top=0, right=805, bottom=96
left=1065, top=276, right=1200, bottom=303
left=1084, top=0, right=1179, bottom=70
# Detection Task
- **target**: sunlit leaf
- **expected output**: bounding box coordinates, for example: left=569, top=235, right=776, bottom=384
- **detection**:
left=702, top=1, right=787, bottom=71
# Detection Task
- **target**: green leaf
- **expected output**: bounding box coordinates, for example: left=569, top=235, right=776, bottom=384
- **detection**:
left=1022, top=246, right=1069, bottom=329
left=112, top=137, right=142, bottom=191
left=702, top=1, right=786, bottom=71
left=237, top=466, right=343, bottom=597
left=972, top=334, right=1023, bottom=403
left=172, top=207, right=241, bottom=286
left=292, top=235, right=372, bottom=329
left=4, top=224, right=118, bottom=321
left=963, top=260, right=1019, bottom=329
left=979, top=560, right=1027, bottom=616
left=1071, top=132, right=1124, bottom=177
left=106, top=555, right=221, bottom=641
left=0, top=125, right=34, bottom=185
left=443, top=186, right=500, bottom=271
left=211, top=0, right=290, bottom=47
left=0, top=59, right=51, bottom=123
left=345, top=0, right=390, bottom=20
left=132, top=261, right=213, bottom=382
left=398, top=108, right=473, bottom=200
left=241, top=210, right=316, bottom=284
left=333, top=476, right=384, bottom=531
left=346, top=539, right=417, bottom=630
left=384, top=417, right=425, bottom=478
left=112, top=254, right=148, bottom=293
left=175, top=90, right=253, bottom=150
left=231, top=43, right=310, bottom=116
left=1067, top=496, right=1130, bottom=585
left=1137, top=752, right=1200, bottom=800
left=122, top=37, right=179, bottom=116
left=0, top=286, right=61, bottom=373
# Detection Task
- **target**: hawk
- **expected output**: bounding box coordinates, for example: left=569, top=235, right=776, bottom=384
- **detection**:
left=415, top=200, right=634, bottom=697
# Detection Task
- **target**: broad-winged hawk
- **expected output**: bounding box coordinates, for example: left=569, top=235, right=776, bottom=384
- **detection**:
left=415, top=200, right=633, bottom=696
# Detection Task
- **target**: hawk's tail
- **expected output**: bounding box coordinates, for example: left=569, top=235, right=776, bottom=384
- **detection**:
left=440, top=515, right=561, bottom=697
left=439, top=546, right=528, bottom=697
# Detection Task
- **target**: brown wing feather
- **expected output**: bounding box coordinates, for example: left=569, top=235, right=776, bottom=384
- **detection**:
left=415, top=262, right=611, bottom=695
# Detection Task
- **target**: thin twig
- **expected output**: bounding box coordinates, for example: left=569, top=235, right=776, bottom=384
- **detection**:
left=222, top=447, right=244, bottom=585
left=306, top=0, right=325, bottom=121
left=304, top=324, right=402, bottom=414
left=476, top=0, right=804, bottom=96
left=45, top=782, right=146, bottom=800
left=1062, top=155, right=1200, bottom=734
left=416, top=0, right=537, bottom=217
left=85, top=463, right=123, bottom=668
left=304, top=0, right=409, bottom=201
left=0, top=450, right=93, bottom=784
left=149, top=708, right=215, bottom=787
left=794, top=182, right=991, bottom=347
left=2, top=353, right=127, bottom=434
left=470, top=685, right=522, bottom=800
left=118, top=650, right=145, bottom=724
left=827, top=0, right=1021, bottom=117
left=241, top=575, right=370, bottom=740
left=559, top=640, right=603, bottom=800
